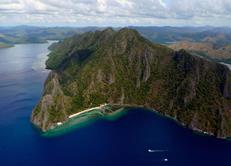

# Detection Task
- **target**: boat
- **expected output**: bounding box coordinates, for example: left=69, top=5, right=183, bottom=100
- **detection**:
left=148, top=149, right=154, bottom=152
left=148, top=149, right=167, bottom=153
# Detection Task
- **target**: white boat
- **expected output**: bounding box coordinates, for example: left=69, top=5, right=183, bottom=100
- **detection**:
left=148, top=149, right=167, bottom=153
left=148, top=149, right=154, bottom=152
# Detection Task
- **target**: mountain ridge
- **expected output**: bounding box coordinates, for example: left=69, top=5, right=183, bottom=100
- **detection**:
left=31, top=28, right=231, bottom=138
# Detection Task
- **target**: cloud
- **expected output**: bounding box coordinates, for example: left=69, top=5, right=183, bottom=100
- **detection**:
left=0, top=0, right=230, bottom=26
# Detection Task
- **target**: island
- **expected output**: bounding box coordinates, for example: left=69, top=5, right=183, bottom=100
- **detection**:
left=31, top=28, right=231, bottom=139
left=0, top=42, right=13, bottom=48
left=0, top=26, right=101, bottom=49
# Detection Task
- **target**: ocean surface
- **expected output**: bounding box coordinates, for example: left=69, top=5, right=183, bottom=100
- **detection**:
left=0, top=42, right=231, bottom=166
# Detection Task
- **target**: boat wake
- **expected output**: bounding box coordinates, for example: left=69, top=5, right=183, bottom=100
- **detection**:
left=148, top=149, right=168, bottom=153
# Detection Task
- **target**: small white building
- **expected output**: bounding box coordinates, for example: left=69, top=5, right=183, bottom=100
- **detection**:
left=57, top=122, right=62, bottom=126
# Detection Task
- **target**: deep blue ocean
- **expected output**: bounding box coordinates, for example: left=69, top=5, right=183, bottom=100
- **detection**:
left=0, top=42, right=231, bottom=166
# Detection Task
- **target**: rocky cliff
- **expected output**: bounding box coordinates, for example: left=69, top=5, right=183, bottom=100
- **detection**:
left=31, top=28, right=231, bottom=138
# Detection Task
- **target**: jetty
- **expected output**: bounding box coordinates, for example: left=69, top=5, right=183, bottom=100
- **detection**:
left=55, top=103, right=107, bottom=127
left=68, top=103, right=107, bottom=119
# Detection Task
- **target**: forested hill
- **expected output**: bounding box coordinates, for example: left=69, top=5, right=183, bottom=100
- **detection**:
left=32, top=28, right=231, bottom=139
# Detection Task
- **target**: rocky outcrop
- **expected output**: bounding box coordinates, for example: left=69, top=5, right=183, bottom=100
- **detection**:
left=31, top=72, right=71, bottom=131
left=31, top=28, right=231, bottom=138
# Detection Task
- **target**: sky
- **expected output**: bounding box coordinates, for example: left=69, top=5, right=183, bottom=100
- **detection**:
left=0, top=0, right=231, bottom=27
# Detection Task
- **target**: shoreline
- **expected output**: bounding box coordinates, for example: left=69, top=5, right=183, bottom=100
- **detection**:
left=51, top=103, right=144, bottom=130
left=54, top=103, right=108, bottom=127
left=148, top=110, right=231, bottom=141
left=41, top=103, right=231, bottom=141
left=68, top=103, right=107, bottom=119
left=42, top=104, right=127, bottom=137
left=0, top=45, right=14, bottom=49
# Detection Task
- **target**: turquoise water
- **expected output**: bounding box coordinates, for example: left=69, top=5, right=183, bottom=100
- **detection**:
left=0, top=42, right=231, bottom=166
left=43, top=108, right=128, bottom=137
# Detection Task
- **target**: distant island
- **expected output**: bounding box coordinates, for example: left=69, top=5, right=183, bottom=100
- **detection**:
left=0, top=26, right=101, bottom=48
left=31, top=28, right=231, bottom=139
left=0, top=42, right=13, bottom=48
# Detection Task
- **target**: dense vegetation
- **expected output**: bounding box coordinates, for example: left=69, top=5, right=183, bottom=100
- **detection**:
left=32, top=28, right=231, bottom=138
